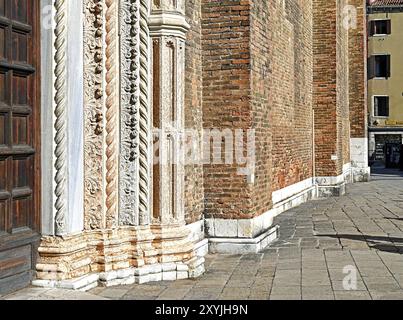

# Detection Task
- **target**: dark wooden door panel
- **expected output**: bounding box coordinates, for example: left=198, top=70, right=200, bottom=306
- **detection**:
left=0, top=244, right=30, bottom=279
left=0, top=27, right=5, bottom=59
left=0, top=0, right=40, bottom=295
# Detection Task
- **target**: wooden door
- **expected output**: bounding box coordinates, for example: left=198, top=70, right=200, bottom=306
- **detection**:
left=0, top=0, right=40, bottom=295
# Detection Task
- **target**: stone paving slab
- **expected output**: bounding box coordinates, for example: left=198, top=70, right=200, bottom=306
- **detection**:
left=2, top=288, right=108, bottom=300
left=2, top=169, right=403, bottom=300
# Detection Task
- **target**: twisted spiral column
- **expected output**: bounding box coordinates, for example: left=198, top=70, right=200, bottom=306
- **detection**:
left=138, top=0, right=151, bottom=225
left=105, top=0, right=119, bottom=229
left=54, top=0, right=68, bottom=236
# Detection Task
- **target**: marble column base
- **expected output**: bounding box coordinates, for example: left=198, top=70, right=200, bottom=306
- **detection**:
left=32, top=257, right=206, bottom=291
left=32, top=224, right=207, bottom=291
left=351, top=167, right=371, bottom=183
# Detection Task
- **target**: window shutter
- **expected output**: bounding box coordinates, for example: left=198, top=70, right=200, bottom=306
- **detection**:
left=368, top=56, right=375, bottom=79
left=386, top=97, right=390, bottom=116
left=386, top=55, right=391, bottom=78
left=370, top=21, right=375, bottom=36
left=386, top=20, right=391, bottom=35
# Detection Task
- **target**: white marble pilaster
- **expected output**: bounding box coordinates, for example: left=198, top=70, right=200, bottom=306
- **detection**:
left=66, top=0, right=84, bottom=233
left=41, top=0, right=55, bottom=235
left=350, top=137, right=371, bottom=182
left=41, top=0, right=84, bottom=235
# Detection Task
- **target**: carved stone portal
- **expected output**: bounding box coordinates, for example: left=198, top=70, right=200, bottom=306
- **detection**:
left=34, top=0, right=206, bottom=290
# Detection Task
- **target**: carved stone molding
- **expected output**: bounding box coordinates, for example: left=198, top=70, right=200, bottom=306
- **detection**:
left=83, top=0, right=105, bottom=230
left=119, top=0, right=141, bottom=226
left=152, top=0, right=185, bottom=12
left=138, top=0, right=152, bottom=226
left=149, top=5, right=189, bottom=225
left=118, top=0, right=152, bottom=227
left=54, top=0, right=69, bottom=235
left=35, top=0, right=207, bottom=290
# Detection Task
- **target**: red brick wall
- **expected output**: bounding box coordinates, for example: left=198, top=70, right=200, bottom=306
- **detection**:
left=201, top=0, right=253, bottom=219
left=201, top=0, right=315, bottom=219
left=259, top=0, right=314, bottom=196
left=349, top=0, right=367, bottom=139
left=337, top=0, right=352, bottom=167
left=200, top=0, right=360, bottom=221
left=313, top=0, right=351, bottom=177
left=249, top=0, right=315, bottom=216
left=185, top=0, right=205, bottom=224
left=249, top=0, right=272, bottom=216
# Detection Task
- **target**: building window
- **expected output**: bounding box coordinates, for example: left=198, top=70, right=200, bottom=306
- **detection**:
left=368, top=55, right=391, bottom=79
left=370, top=20, right=391, bottom=36
left=374, top=96, right=389, bottom=117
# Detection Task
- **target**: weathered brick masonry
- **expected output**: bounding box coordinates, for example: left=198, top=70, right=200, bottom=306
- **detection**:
left=313, top=0, right=370, bottom=188
left=338, top=0, right=352, bottom=169
left=313, top=0, right=350, bottom=179
left=202, top=0, right=253, bottom=220
left=349, top=0, right=370, bottom=181
left=250, top=0, right=273, bottom=218
left=202, top=0, right=369, bottom=245
left=201, top=0, right=315, bottom=221
left=185, top=0, right=205, bottom=224
left=349, top=0, right=367, bottom=139
left=259, top=0, right=314, bottom=202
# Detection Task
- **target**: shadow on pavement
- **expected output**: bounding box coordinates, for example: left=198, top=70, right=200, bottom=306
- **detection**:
left=318, top=234, right=403, bottom=254
left=385, top=217, right=403, bottom=222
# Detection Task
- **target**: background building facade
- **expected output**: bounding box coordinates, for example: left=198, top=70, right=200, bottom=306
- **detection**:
left=0, top=0, right=369, bottom=294
left=367, top=0, right=403, bottom=166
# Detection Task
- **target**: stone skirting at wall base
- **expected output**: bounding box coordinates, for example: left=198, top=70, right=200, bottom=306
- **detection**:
left=351, top=167, right=371, bottom=183
left=205, top=162, right=373, bottom=254
left=205, top=180, right=318, bottom=254
left=317, top=182, right=346, bottom=197
left=271, top=183, right=318, bottom=217
left=32, top=223, right=207, bottom=291
left=316, top=163, right=352, bottom=197
left=209, top=226, right=279, bottom=254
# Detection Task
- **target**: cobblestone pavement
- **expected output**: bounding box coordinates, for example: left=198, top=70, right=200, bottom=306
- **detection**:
left=3, top=169, right=403, bottom=300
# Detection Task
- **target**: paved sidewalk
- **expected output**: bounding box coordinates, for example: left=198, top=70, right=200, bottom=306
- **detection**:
left=3, top=169, right=403, bottom=300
